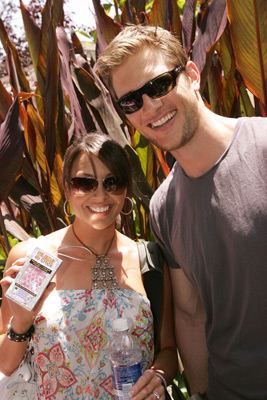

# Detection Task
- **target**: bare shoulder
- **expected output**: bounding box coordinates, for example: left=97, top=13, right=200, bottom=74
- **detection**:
left=4, top=240, right=30, bottom=271
left=5, top=227, right=69, bottom=271
left=115, top=231, right=140, bottom=268
left=31, top=227, right=70, bottom=254
left=116, top=231, right=138, bottom=251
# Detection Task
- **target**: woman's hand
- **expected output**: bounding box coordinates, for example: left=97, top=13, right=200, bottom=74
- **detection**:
left=0, top=257, right=55, bottom=332
left=129, top=369, right=165, bottom=400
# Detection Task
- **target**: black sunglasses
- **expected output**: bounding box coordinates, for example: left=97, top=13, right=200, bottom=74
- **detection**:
left=117, top=65, right=185, bottom=114
left=70, top=176, right=127, bottom=195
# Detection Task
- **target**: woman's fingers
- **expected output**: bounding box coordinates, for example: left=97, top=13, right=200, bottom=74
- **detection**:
left=0, top=267, right=21, bottom=293
left=0, top=258, right=28, bottom=294
left=1, top=257, right=56, bottom=323
left=130, top=369, right=165, bottom=400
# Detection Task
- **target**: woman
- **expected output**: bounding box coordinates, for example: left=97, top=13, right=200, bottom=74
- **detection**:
left=0, top=133, right=177, bottom=399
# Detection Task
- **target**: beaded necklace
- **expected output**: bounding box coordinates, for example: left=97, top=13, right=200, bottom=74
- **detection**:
left=71, top=225, right=119, bottom=290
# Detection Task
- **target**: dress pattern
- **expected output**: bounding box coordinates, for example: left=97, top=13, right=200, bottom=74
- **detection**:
left=32, top=289, right=154, bottom=400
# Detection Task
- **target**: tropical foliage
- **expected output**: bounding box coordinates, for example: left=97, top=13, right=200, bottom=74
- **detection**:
left=0, top=0, right=266, bottom=256
left=0, top=1, right=266, bottom=397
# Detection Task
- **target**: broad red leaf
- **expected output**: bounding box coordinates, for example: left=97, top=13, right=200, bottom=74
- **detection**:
left=128, top=0, right=146, bottom=18
left=0, top=80, right=12, bottom=122
left=182, top=0, right=197, bottom=54
left=20, top=1, right=41, bottom=80
left=0, top=17, right=31, bottom=93
left=149, top=0, right=182, bottom=39
left=44, top=20, right=59, bottom=173
left=191, top=0, right=228, bottom=73
left=0, top=202, right=30, bottom=241
left=92, top=0, right=122, bottom=55
left=57, top=27, right=88, bottom=140
left=227, top=0, right=267, bottom=112
left=0, top=97, right=24, bottom=200
left=39, top=0, right=64, bottom=92
left=121, top=1, right=138, bottom=25
left=71, top=31, right=88, bottom=60
left=9, top=176, right=66, bottom=232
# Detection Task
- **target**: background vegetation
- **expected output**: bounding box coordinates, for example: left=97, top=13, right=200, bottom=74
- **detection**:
left=0, top=0, right=266, bottom=396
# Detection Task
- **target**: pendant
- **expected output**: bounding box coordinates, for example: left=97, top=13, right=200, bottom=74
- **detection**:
left=92, top=255, right=120, bottom=290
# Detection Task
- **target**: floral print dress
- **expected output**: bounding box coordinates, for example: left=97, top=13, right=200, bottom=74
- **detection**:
left=32, top=288, right=154, bottom=400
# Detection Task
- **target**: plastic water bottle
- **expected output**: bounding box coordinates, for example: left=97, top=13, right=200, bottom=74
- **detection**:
left=109, top=318, right=143, bottom=400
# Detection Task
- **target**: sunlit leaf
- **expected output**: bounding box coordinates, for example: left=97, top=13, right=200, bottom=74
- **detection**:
left=44, top=21, right=59, bottom=172
left=20, top=1, right=41, bottom=80
left=57, top=27, right=89, bottom=139
left=38, top=0, right=63, bottom=92
left=149, top=0, right=182, bottom=39
left=0, top=80, right=12, bottom=122
left=71, top=31, right=88, bottom=59
left=227, top=0, right=267, bottom=111
left=26, top=103, right=45, bottom=166
left=0, top=18, right=31, bottom=94
left=239, top=84, right=255, bottom=117
left=151, top=144, right=170, bottom=180
left=121, top=2, right=137, bottom=24
left=92, top=0, right=122, bottom=54
left=0, top=202, right=30, bottom=241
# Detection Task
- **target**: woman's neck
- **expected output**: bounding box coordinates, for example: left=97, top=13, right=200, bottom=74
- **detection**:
left=70, top=223, right=116, bottom=256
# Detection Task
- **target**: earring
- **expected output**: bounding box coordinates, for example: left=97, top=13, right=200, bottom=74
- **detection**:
left=64, top=200, right=74, bottom=217
left=121, top=197, right=134, bottom=215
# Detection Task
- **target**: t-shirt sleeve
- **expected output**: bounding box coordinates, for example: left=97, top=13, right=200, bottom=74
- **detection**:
left=149, top=201, right=181, bottom=270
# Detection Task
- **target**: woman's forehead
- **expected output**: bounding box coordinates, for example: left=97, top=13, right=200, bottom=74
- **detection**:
left=71, top=152, right=113, bottom=176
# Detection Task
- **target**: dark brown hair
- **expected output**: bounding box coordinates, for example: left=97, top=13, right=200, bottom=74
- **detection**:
left=63, top=132, right=132, bottom=195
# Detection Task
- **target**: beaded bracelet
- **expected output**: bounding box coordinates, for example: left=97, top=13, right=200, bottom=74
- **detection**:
left=7, top=318, right=35, bottom=342
left=155, top=371, right=168, bottom=389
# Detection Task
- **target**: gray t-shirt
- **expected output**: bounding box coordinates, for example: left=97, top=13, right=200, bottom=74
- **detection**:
left=150, top=117, right=267, bottom=400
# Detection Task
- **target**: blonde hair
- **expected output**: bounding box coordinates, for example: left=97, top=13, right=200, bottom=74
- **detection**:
left=95, top=25, right=188, bottom=92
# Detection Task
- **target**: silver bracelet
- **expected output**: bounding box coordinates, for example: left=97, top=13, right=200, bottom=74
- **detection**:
left=155, top=371, right=167, bottom=389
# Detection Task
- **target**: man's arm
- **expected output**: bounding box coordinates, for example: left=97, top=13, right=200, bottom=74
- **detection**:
left=170, top=268, right=208, bottom=396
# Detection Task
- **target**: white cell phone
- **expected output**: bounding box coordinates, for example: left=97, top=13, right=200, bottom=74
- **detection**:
left=5, top=247, right=62, bottom=311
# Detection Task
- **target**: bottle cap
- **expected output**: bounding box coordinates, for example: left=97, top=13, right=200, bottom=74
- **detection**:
left=114, top=318, right=129, bottom=332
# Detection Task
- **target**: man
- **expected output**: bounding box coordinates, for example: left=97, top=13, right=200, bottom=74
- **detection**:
left=96, top=25, right=267, bottom=400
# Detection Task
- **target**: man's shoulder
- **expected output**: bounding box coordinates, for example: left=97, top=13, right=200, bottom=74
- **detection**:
left=235, top=117, right=267, bottom=151
left=150, top=164, right=177, bottom=205
left=238, top=116, right=267, bottom=131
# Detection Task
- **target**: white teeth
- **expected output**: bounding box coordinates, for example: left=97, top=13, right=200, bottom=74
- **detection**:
left=89, top=206, right=109, bottom=212
left=151, top=111, right=176, bottom=128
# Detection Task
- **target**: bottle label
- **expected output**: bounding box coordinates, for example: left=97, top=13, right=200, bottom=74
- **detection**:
left=112, top=362, right=142, bottom=400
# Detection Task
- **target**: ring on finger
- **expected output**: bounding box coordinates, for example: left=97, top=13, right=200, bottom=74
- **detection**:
left=153, top=391, right=160, bottom=399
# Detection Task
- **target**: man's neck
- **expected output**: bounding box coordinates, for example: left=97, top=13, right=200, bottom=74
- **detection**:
left=171, top=114, right=238, bottom=178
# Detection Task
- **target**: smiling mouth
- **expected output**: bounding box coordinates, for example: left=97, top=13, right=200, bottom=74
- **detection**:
left=149, top=110, right=176, bottom=128
left=88, top=206, right=110, bottom=213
